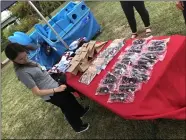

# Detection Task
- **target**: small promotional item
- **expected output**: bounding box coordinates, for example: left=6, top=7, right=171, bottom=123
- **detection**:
left=79, top=65, right=97, bottom=85
left=107, top=92, right=135, bottom=103
left=96, top=84, right=116, bottom=95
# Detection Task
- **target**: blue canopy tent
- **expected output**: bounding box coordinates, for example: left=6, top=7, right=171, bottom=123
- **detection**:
left=3, top=1, right=100, bottom=70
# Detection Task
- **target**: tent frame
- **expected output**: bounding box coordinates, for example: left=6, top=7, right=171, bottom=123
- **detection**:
left=28, top=1, right=69, bottom=49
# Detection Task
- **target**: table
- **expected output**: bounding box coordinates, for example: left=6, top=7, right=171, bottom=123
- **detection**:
left=66, top=35, right=186, bottom=120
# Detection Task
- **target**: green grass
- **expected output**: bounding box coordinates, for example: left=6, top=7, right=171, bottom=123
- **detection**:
left=1, top=1, right=186, bottom=139
left=1, top=51, right=8, bottom=62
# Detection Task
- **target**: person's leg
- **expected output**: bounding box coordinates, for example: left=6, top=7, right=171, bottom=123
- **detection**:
left=65, top=84, right=87, bottom=100
left=183, top=1, right=186, bottom=24
left=133, top=1, right=151, bottom=34
left=47, top=92, right=88, bottom=132
left=62, top=90, right=88, bottom=117
left=120, top=1, right=138, bottom=37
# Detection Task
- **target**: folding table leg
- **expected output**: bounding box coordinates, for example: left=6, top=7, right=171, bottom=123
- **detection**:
left=151, top=119, right=159, bottom=139
left=66, top=85, right=86, bottom=100
left=77, top=92, right=87, bottom=100
left=73, top=92, right=86, bottom=100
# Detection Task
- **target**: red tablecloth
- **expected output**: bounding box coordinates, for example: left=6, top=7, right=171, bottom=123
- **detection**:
left=66, top=35, right=186, bottom=120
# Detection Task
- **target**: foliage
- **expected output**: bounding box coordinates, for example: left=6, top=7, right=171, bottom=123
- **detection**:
left=9, top=2, right=37, bottom=19
left=1, top=17, right=38, bottom=52
left=9, top=1, right=65, bottom=19
left=15, top=17, right=39, bottom=32
left=37, top=1, right=65, bottom=17
left=1, top=40, right=10, bottom=53
left=2, top=17, right=38, bottom=37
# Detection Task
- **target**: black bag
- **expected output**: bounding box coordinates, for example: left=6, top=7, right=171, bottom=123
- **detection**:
left=50, top=72, right=81, bottom=95
left=50, top=72, right=67, bottom=85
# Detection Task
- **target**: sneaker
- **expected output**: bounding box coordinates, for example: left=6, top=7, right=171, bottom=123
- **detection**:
left=80, top=106, right=90, bottom=118
left=76, top=123, right=90, bottom=133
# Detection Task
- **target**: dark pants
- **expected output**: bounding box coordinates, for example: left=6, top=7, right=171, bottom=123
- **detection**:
left=46, top=87, right=86, bottom=131
left=183, top=1, right=186, bottom=24
left=120, top=1, right=150, bottom=33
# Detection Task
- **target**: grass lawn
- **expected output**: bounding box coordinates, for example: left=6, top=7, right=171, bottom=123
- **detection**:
left=1, top=51, right=7, bottom=62
left=1, top=1, right=186, bottom=139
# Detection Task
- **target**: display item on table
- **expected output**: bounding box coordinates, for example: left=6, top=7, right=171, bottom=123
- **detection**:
left=95, top=37, right=170, bottom=104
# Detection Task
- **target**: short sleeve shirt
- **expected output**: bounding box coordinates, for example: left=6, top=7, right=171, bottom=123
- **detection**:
left=16, top=65, right=59, bottom=100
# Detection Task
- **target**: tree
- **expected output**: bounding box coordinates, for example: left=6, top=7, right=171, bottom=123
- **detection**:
left=9, top=1, right=65, bottom=19
left=9, top=2, right=40, bottom=19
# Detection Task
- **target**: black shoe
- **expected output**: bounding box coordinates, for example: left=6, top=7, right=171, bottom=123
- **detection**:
left=76, top=123, right=90, bottom=133
left=80, top=106, right=90, bottom=118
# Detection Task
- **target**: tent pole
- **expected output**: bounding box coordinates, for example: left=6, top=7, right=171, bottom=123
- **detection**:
left=27, top=1, right=69, bottom=49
